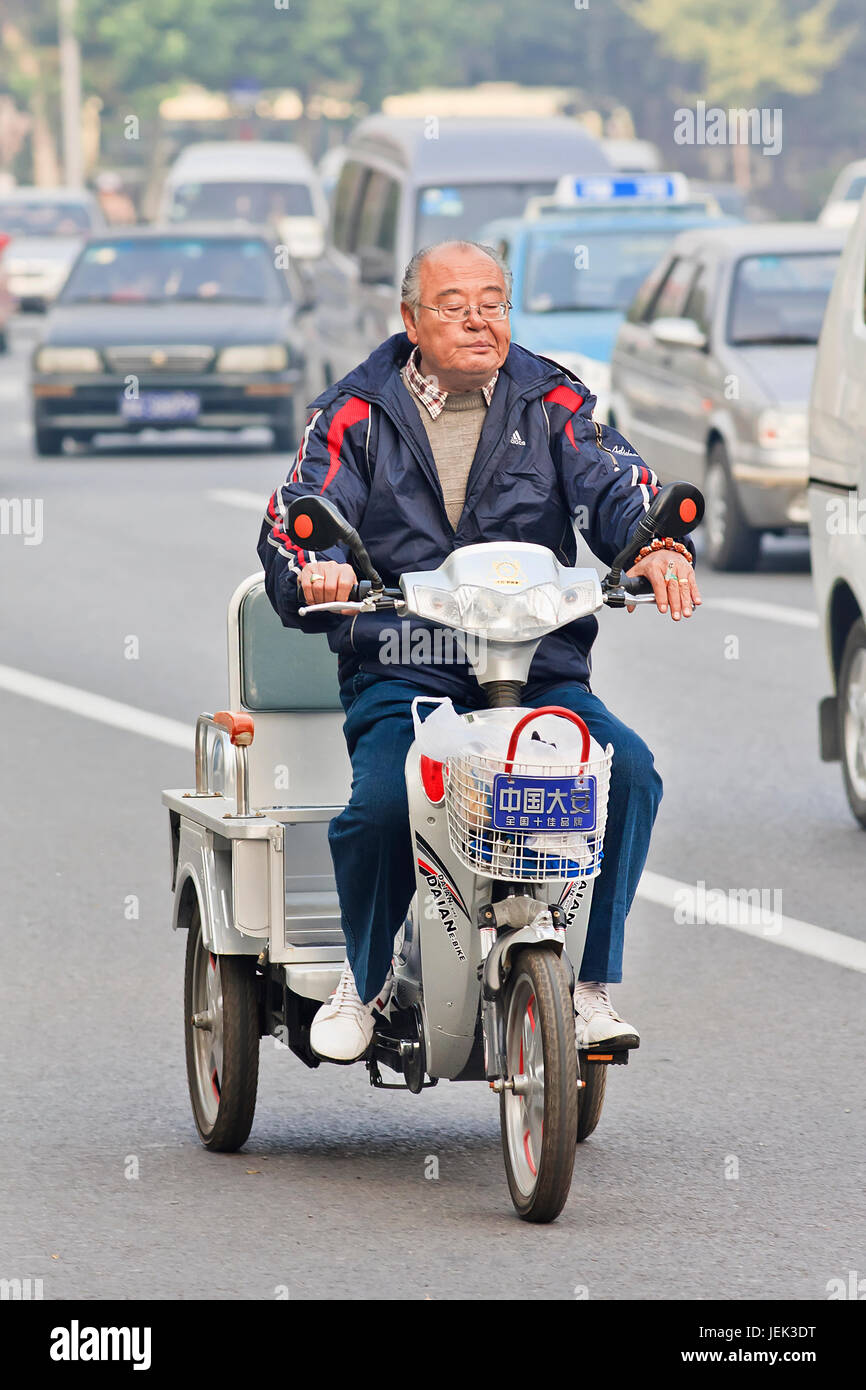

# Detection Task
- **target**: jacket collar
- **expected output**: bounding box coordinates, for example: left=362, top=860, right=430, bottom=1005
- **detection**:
left=312, top=333, right=569, bottom=414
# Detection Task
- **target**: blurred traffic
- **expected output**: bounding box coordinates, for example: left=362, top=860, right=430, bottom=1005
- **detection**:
left=2, top=78, right=866, bottom=829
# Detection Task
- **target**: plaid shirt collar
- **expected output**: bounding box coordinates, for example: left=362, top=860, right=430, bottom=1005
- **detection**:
left=402, top=344, right=498, bottom=420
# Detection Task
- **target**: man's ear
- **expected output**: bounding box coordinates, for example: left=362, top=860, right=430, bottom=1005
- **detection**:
left=400, top=302, right=419, bottom=344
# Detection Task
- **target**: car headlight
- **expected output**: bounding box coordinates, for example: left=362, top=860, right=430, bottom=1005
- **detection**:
left=216, top=344, right=288, bottom=372
left=34, top=346, right=102, bottom=373
left=411, top=580, right=598, bottom=640
left=757, top=408, right=808, bottom=449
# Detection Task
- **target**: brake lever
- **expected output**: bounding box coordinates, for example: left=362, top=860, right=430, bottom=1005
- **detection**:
left=298, top=596, right=406, bottom=617
left=602, top=590, right=657, bottom=608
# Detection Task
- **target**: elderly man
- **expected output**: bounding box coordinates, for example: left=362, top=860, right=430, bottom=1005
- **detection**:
left=258, top=240, right=700, bottom=1063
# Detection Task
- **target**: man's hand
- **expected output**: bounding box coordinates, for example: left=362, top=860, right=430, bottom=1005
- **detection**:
left=298, top=560, right=357, bottom=611
left=626, top=550, right=702, bottom=620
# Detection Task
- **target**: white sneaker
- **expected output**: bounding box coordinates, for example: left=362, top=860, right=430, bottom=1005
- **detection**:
left=574, top=981, right=640, bottom=1050
left=310, top=961, right=375, bottom=1063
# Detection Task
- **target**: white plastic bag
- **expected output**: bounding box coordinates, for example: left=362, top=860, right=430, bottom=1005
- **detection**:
left=411, top=697, right=482, bottom=761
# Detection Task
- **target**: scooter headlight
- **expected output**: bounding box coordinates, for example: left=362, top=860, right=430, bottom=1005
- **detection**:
left=412, top=580, right=597, bottom=639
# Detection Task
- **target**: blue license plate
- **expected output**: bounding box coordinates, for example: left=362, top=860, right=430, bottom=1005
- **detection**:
left=119, top=390, right=201, bottom=422
left=491, top=773, right=597, bottom=833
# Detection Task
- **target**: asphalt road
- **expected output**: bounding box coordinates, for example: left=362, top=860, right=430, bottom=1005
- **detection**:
left=1, top=315, right=864, bottom=1301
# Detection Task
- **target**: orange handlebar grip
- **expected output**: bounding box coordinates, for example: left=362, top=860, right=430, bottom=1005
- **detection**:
left=213, top=710, right=255, bottom=747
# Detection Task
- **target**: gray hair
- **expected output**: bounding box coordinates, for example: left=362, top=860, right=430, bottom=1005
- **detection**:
left=400, top=240, right=512, bottom=316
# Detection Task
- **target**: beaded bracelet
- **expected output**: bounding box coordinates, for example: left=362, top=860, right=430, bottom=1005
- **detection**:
left=635, top=537, right=694, bottom=563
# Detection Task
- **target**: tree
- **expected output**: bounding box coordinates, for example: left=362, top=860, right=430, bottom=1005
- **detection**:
left=621, top=0, right=853, bottom=186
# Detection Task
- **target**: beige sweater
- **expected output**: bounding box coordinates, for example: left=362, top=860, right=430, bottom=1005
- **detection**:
left=402, top=372, right=488, bottom=528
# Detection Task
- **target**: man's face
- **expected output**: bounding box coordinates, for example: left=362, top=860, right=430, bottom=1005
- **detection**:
left=400, top=246, right=511, bottom=392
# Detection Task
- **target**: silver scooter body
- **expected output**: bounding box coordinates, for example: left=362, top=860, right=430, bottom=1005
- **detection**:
left=392, top=542, right=607, bottom=1081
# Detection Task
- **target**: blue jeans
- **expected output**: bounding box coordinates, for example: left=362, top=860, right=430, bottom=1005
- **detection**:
left=328, top=673, right=663, bottom=1002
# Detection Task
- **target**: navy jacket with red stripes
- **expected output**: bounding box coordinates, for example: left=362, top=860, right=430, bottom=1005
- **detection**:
left=257, top=332, right=668, bottom=699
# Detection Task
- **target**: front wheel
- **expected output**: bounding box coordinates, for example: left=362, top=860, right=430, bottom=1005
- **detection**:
left=838, top=618, right=866, bottom=828
left=704, top=442, right=761, bottom=571
left=500, top=947, right=578, bottom=1222
left=184, top=901, right=260, bottom=1150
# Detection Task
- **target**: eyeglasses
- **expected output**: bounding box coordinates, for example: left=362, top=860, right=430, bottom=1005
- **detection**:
left=418, top=300, right=511, bottom=322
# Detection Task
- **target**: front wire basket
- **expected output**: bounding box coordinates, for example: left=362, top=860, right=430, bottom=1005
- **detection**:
left=444, top=721, right=612, bottom=882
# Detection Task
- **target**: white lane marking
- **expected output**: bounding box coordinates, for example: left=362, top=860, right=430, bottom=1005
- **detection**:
left=2, top=661, right=864, bottom=973
left=208, top=487, right=267, bottom=512
left=638, top=870, right=866, bottom=974
left=703, top=597, right=818, bottom=628
left=0, top=663, right=192, bottom=749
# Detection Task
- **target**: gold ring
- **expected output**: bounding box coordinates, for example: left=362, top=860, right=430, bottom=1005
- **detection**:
left=677, top=576, right=690, bottom=585
left=311, top=573, right=325, bottom=584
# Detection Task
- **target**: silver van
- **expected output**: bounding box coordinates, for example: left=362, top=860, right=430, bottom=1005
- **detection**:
left=808, top=189, right=866, bottom=826
left=310, top=116, right=611, bottom=388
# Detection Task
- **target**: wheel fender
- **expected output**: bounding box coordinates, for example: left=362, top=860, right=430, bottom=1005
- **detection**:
left=482, top=921, right=565, bottom=1000
left=172, top=867, right=206, bottom=937
left=704, top=413, right=737, bottom=465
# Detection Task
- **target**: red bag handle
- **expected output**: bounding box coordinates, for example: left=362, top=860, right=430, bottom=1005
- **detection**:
left=504, top=706, right=591, bottom=775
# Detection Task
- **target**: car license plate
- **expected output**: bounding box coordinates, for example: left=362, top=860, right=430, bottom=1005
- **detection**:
left=491, top=773, right=597, bottom=833
left=119, top=391, right=201, bottom=422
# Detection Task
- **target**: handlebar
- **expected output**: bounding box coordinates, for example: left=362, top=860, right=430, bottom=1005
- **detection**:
left=602, top=573, right=657, bottom=607
left=298, top=579, right=404, bottom=618
left=299, top=574, right=661, bottom=617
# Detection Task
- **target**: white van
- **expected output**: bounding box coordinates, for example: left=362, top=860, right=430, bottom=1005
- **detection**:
left=159, top=141, right=327, bottom=259
left=808, top=190, right=866, bottom=825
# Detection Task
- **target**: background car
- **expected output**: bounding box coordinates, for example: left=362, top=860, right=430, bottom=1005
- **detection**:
left=30, top=224, right=314, bottom=456
left=609, top=222, right=845, bottom=569
left=818, top=158, right=866, bottom=229
left=808, top=183, right=866, bottom=824
left=158, top=141, right=328, bottom=261
left=482, top=173, right=735, bottom=420
left=0, top=233, right=14, bottom=352
left=0, top=187, right=105, bottom=310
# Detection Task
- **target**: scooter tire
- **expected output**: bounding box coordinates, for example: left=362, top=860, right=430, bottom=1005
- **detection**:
left=576, top=1054, right=607, bottom=1142
left=500, top=947, right=578, bottom=1222
left=184, top=901, right=260, bottom=1152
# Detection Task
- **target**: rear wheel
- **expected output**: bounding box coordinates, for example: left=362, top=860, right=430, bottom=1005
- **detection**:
left=838, top=619, right=866, bottom=828
left=576, top=1054, right=607, bottom=1142
left=704, top=442, right=761, bottom=571
left=184, top=901, right=260, bottom=1150
left=500, top=947, right=578, bottom=1222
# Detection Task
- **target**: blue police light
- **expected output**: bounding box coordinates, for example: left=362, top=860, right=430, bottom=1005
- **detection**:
left=555, top=173, right=688, bottom=205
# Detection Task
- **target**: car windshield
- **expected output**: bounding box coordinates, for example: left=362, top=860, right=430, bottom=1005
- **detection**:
left=843, top=175, right=866, bottom=202
left=727, top=251, right=839, bottom=345
left=0, top=201, right=92, bottom=235
left=415, top=182, right=556, bottom=246
left=523, top=227, right=682, bottom=312
left=60, top=237, right=285, bottom=305
left=169, top=181, right=314, bottom=222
